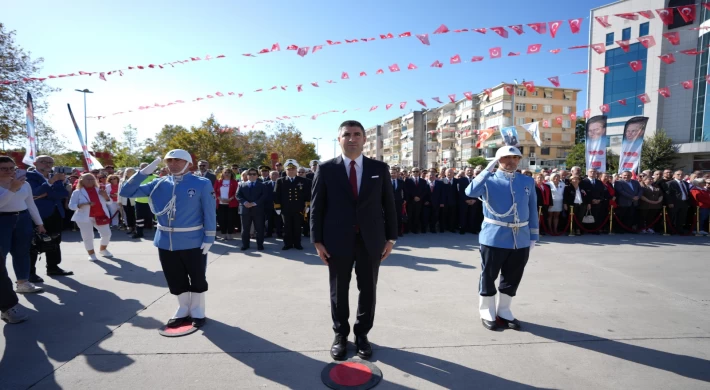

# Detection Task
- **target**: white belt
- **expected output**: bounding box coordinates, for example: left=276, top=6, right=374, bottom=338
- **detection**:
left=157, top=224, right=203, bottom=233
left=484, top=218, right=528, bottom=228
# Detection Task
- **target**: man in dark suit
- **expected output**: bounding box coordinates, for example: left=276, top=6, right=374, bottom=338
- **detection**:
left=274, top=160, right=310, bottom=250
left=613, top=171, right=643, bottom=232
left=440, top=168, right=458, bottom=233
left=263, top=170, right=281, bottom=237
left=389, top=165, right=406, bottom=236
left=298, top=167, right=312, bottom=237
left=666, top=170, right=691, bottom=234
left=404, top=167, right=430, bottom=234
left=580, top=168, right=608, bottom=234
left=274, top=162, right=287, bottom=178
left=236, top=168, right=268, bottom=250
left=457, top=167, right=478, bottom=234
left=196, top=160, right=217, bottom=186
left=423, top=169, right=444, bottom=233
left=311, top=120, right=398, bottom=361
left=26, top=155, right=72, bottom=281
left=306, top=160, right=319, bottom=180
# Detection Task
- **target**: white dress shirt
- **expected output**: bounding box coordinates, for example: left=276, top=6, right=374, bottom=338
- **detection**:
left=0, top=182, right=43, bottom=225
left=574, top=187, right=583, bottom=204
left=342, top=154, right=363, bottom=193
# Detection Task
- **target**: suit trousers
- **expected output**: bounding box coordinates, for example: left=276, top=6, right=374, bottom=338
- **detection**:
left=394, top=201, right=404, bottom=235
left=30, top=207, right=63, bottom=275
left=0, top=251, right=19, bottom=312
left=282, top=212, right=302, bottom=246
left=479, top=244, right=529, bottom=297
left=266, top=208, right=282, bottom=236
left=329, top=233, right=380, bottom=337
left=158, top=248, right=208, bottom=295
left=241, top=212, right=265, bottom=247
left=459, top=202, right=476, bottom=233
left=670, top=204, right=689, bottom=234
left=408, top=201, right=423, bottom=233
left=615, top=206, right=636, bottom=232
left=440, top=204, right=456, bottom=232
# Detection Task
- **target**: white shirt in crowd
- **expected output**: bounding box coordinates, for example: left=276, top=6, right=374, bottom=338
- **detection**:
left=0, top=182, right=44, bottom=225
left=342, top=154, right=363, bottom=193
left=549, top=181, right=565, bottom=201
left=220, top=179, right=231, bottom=203
left=574, top=187, right=583, bottom=204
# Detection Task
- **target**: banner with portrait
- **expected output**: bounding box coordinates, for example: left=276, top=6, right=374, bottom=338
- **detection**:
left=500, top=126, right=520, bottom=146
left=618, top=116, right=649, bottom=174
left=585, top=115, right=607, bottom=172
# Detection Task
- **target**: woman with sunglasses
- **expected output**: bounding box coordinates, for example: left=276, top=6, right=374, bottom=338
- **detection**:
left=69, top=173, right=113, bottom=260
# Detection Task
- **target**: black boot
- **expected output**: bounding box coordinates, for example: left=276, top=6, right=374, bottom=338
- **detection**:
left=330, top=335, right=347, bottom=360
left=355, top=335, right=373, bottom=359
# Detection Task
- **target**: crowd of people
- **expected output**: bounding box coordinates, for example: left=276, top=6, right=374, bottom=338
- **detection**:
left=1, top=149, right=709, bottom=325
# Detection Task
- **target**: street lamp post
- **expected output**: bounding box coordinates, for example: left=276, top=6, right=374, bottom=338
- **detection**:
left=313, top=137, right=322, bottom=157
left=75, top=89, right=94, bottom=144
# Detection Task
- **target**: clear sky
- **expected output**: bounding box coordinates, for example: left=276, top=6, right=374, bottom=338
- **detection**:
left=4, top=0, right=610, bottom=161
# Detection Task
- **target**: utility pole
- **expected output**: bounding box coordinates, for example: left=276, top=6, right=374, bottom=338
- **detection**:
left=333, top=138, right=337, bottom=157
left=313, top=137, right=322, bottom=157
left=75, top=89, right=94, bottom=144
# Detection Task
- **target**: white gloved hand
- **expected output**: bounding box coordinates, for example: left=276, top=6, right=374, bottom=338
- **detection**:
left=141, top=158, right=161, bottom=175
left=305, top=207, right=309, bottom=213
left=485, top=158, right=499, bottom=173
left=200, top=242, right=212, bottom=255
left=276, top=210, right=281, bottom=215
left=528, top=240, right=536, bottom=254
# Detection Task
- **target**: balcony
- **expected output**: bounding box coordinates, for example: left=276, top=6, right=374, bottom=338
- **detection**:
left=441, top=132, right=455, bottom=140
left=443, top=150, right=456, bottom=160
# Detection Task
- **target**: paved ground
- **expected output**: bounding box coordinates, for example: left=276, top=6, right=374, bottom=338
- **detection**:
left=1, top=229, right=709, bottom=389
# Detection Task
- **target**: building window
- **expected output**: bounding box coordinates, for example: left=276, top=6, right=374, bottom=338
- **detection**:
left=516, top=103, right=526, bottom=111
left=668, top=0, right=695, bottom=30
left=531, top=104, right=538, bottom=111
left=639, top=22, right=649, bottom=37
left=562, top=133, right=572, bottom=142
left=516, top=89, right=526, bottom=97
left=622, top=27, right=631, bottom=41
left=562, top=120, right=572, bottom=129
left=563, top=91, right=573, bottom=100
left=518, top=146, right=524, bottom=155
left=529, top=146, right=536, bottom=155
left=544, top=91, right=553, bottom=99
left=606, top=32, right=614, bottom=46
left=531, top=91, right=538, bottom=96
left=541, top=147, right=550, bottom=155
left=516, top=117, right=526, bottom=125
left=543, top=105, right=552, bottom=113
left=543, top=133, right=552, bottom=141
left=562, top=106, right=571, bottom=114
left=603, top=43, right=647, bottom=119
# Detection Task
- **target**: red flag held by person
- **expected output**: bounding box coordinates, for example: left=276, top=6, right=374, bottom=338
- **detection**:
left=489, top=47, right=502, bottom=59
left=663, top=32, right=680, bottom=45
left=656, top=8, right=674, bottom=25
left=527, top=44, right=542, bottom=54
left=491, top=27, right=508, bottom=38
left=548, top=21, right=563, bottom=38
left=568, top=18, right=583, bottom=34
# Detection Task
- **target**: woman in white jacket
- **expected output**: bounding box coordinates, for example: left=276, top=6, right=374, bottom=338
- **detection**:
left=69, top=173, right=113, bottom=261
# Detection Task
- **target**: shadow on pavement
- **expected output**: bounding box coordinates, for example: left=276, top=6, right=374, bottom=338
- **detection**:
left=524, top=322, right=710, bottom=382
left=93, top=257, right=167, bottom=288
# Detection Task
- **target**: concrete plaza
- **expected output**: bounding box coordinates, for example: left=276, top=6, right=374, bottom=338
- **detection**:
left=1, top=230, right=709, bottom=389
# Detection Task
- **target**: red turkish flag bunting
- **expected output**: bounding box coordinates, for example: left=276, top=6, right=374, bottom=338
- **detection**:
left=569, top=45, right=589, bottom=50
left=658, top=87, right=671, bottom=98
left=287, top=45, right=298, bottom=50
left=471, top=56, right=484, bottom=62
left=527, top=22, right=547, bottom=34
left=706, top=75, right=710, bottom=84
left=663, top=32, right=680, bottom=45
left=570, top=113, right=577, bottom=121
left=656, top=8, right=674, bottom=25
left=595, top=16, right=611, bottom=28
left=618, top=99, right=627, bottom=106
left=269, top=86, right=277, bottom=90
left=548, top=21, right=563, bottom=38
left=243, top=53, right=256, bottom=57
left=389, top=64, right=400, bottom=72
left=491, top=27, right=508, bottom=38
left=616, top=40, right=631, bottom=52
left=450, top=54, right=461, bottom=64
left=216, top=92, right=224, bottom=97
left=523, top=81, right=535, bottom=93
left=311, top=82, right=319, bottom=87
left=416, top=34, right=430, bottom=45
left=473, top=28, right=487, bottom=34
left=629, top=60, right=643, bottom=72
left=508, top=52, right=520, bottom=57
left=504, top=85, right=514, bottom=95
left=638, top=36, right=656, bottom=49
left=584, top=109, right=591, bottom=119
left=345, top=39, right=358, bottom=43
left=615, top=13, right=638, bottom=20
left=399, top=32, right=411, bottom=37
left=638, top=10, right=654, bottom=19
left=556, top=116, right=563, bottom=125
left=369, top=106, right=378, bottom=112
left=678, top=5, right=696, bottom=23
left=400, top=102, right=407, bottom=109
left=271, top=43, right=281, bottom=52
left=509, top=25, right=524, bottom=35
left=600, top=104, right=610, bottom=113
left=638, top=93, right=650, bottom=104
left=430, top=60, right=443, bottom=68
left=258, top=48, right=270, bottom=54
left=549, top=49, right=561, bottom=54
left=376, top=69, right=384, bottom=74
left=297, top=47, right=309, bottom=57
left=448, top=94, right=456, bottom=103
left=548, top=76, right=560, bottom=87
left=568, top=18, right=583, bottom=34
left=659, top=53, right=676, bottom=64
left=360, top=71, right=367, bottom=77
left=327, top=40, right=340, bottom=45
left=254, top=89, right=263, bottom=92
left=416, top=99, right=427, bottom=107
left=591, top=43, right=606, bottom=54
left=527, top=44, right=542, bottom=54
left=386, top=104, right=393, bottom=110
left=543, top=119, right=550, bottom=128
left=573, top=70, right=589, bottom=74
left=464, top=92, right=473, bottom=100
left=682, top=80, right=693, bottom=89
left=378, top=33, right=394, bottom=40
left=313, top=45, right=323, bottom=54
left=341, top=72, right=349, bottom=79
left=326, top=80, right=335, bottom=84
left=99, top=72, right=106, bottom=81
left=432, top=97, right=443, bottom=104
left=280, top=86, right=287, bottom=91
left=489, top=47, right=502, bottom=59
left=407, top=63, right=417, bottom=70
left=484, top=88, right=492, bottom=98
left=681, top=49, right=704, bottom=56
left=433, top=24, right=449, bottom=34
left=597, top=66, right=610, bottom=74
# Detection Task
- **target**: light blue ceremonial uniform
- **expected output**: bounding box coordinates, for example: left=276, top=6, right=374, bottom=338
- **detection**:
left=466, top=170, right=539, bottom=249
left=119, top=172, right=216, bottom=251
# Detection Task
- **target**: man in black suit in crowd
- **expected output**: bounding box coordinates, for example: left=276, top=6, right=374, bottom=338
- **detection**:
left=306, top=160, right=319, bottom=180
left=580, top=168, right=608, bottom=234
left=440, top=168, right=458, bottom=232
left=263, top=170, right=280, bottom=237
left=423, top=169, right=444, bottom=233
left=274, top=160, right=310, bottom=250
left=236, top=168, right=268, bottom=251
left=311, top=120, right=398, bottom=361
left=390, top=165, right=406, bottom=237
left=665, top=170, right=691, bottom=234
left=405, top=167, right=430, bottom=234
left=457, top=167, right=478, bottom=234
left=614, top=170, right=643, bottom=232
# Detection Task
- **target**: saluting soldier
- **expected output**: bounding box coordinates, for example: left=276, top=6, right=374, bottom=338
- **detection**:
left=274, top=159, right=310, bottom=250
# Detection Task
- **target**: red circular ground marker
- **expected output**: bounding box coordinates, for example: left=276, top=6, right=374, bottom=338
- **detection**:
left=321, top=359, right=382, bottom=389
left=158, top=323, right=199, bottom=337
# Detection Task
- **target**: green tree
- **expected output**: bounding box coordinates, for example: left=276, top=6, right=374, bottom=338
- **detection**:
left=606, top=150, right=619, bottom=173
left=467, top=156, right=488, bottom=167
left=35, top=119, right=67, bottom=155
left=641, top=129, right=677, bottom=171
left=0, top=23, right=58, bottom=146
left=53, top=151, right=84, bottom=168
left=575, top=118, right=586, bottom=143
left=264, top=123, right=319, bottom=167
left=565, top=142, right=585, bottom=169
left=91, top=131, right=119, bottom=154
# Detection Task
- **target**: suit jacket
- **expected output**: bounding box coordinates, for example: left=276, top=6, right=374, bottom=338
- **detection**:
left=306, top=172, right=315, bottom=181
left=405, top=177, right=431, bottom=204
left=457, top=176, right=476, bottom=204
left=26, top=170, right=69, bottom=219
left=614, top=180, right=643, bottom=207
left=262, top=180, right=276, bottom=209
left=535, top=183, right=553, bottom=208
left=213, top=179, right=239, bottom=208
left=580, top=178, right=608, bottom=201
left=310, top=155, right=398, bottom=258
left=664, top=179, right=691, bottom=207
left=425, top=180, right=444, bottom=207
left=563, top=185, right=589, bottom=206
left=236, top=180, right=268, bottom=215
left=391, top=178, right=405, bottom=207
left=443, top=179, right=458, bottom=206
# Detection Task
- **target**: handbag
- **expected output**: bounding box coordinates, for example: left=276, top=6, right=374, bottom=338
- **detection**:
left=582, top=210, right=595, bottom=224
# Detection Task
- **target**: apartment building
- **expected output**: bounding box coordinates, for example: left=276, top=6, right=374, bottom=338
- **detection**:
left=381, top=117, right=401, bottom=166
left=363, top=125, right=383, bottom=161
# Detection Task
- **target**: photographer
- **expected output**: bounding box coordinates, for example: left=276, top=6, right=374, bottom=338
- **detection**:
left=26, top=155, right=73, bottom=282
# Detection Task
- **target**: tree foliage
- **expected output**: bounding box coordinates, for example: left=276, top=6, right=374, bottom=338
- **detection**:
left=641, top=129, right=677, bottom=171
left=574, top=118, right=586, bottom=144
left=264, top=123, right=319, bottom=167
left=467, top=156, right=488, bottom=167
left=0, top=23, right=58, bottom=145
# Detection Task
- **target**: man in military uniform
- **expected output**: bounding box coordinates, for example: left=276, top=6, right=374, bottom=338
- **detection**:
left=274, top=159, right=310, bottom=250
left=259, top=165, right=271, bottom=182
left=120, top=149, right=216, bottom=329
left=465, top=146, right=538, bottom=331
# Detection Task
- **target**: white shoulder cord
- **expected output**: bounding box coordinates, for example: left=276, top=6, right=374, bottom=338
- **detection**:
left=148, top=177, right=177, bottom=221
left=482, top=171, right=521, bottom=248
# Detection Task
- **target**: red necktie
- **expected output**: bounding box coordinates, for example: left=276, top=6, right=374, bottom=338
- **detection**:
left=349, top=160, right=358, bottom=200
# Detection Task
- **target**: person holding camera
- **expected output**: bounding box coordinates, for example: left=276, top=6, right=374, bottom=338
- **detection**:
left=0, top=156, right=46, bottom=294
left=26, top=155, right=73, bottom=282
left=69, top=173, right=113, bottom=261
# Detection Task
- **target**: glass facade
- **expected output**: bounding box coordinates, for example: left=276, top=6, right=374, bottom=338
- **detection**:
left=639, top=22, right=649, bottom=37
left=606, top=32, right=614, bottom=46
left=692, top=5, right=710, bottom=142
left=603, top=43, right=647, bottom=119
left=622, top=28, right=631, bottom=41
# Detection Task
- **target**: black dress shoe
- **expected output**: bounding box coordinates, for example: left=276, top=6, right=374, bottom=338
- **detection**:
left=131, top=233, right=143, bottom=239
left=240, top=246, right=249, bottom=251
left=330, top=335, right=347, bottom=361
left=192, top=317, right=206, bottom=328
left=257, top=245, right=265, bottom=250
left=166, top=316, right=190, bottom=328
left=294, top=245, right=304, bottom=250
left=496, top=316, right=521, bottom=330
left=481, top=318, right=498, bottom=331
left=355, top=335, right=373, bottom=359
left=282, top=245, right=292, bottom=251
left=29, top=274, right=44, bottom=283
left=47, top=267, right=73, bottom=276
